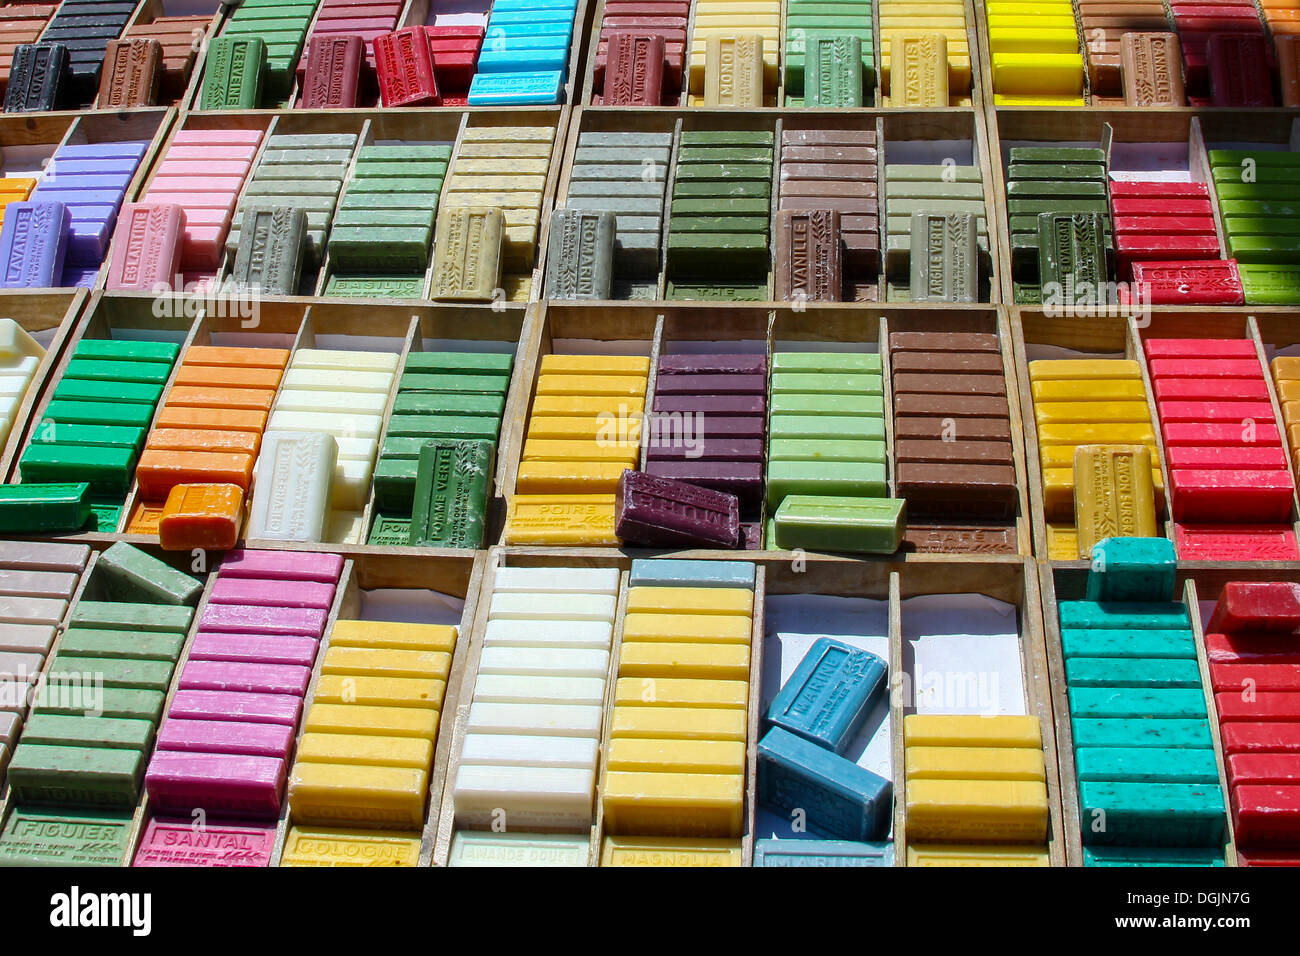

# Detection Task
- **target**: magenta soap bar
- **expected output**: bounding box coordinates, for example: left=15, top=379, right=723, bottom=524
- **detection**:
left=218, top=548, right=344, bottom=583
left=179, top=660, right=312, bottom=696
left=145, top=750, right=286, bottom=818
left=188, top=632, right=319, bottom=667
left=156, top=717, right=293, bottom=759
left=133, top=817, right=276, bottom=867
left=615, top=469, right=741, bottom=548
left=209, top=577, right=336, bottom=609
left=105, top=203, right=185, bottom=292
left=199, top=603, right=328, bottom=637
left=168, top=689, right=302, bottom=726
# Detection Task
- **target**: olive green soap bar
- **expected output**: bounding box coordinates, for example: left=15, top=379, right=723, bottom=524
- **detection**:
left=772, top=495, right=906, bottom=553
left=34, top=687, right=166, bottom=723
left=49, top=655, right=175, bottom=692
left=20, top=713, right=153, bottom=750
left=201, top=36, right=267, bottom=109
left=409, top=439, right=495, bottom=548
left=56, top=628, right=186, bottom=662
left=6, top=743, right=145, bottom=808
left=96, top=541, right=203, bottom=607
left=0, top=808, right=134, bottom=867
left=71, top=601, right=193, bottom=633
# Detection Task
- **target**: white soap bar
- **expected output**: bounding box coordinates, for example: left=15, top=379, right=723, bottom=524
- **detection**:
left=487, top=592, right=617, bottom=622
left=0, top=596, right=67, bottom=625
left=274, top=389, right=388, bottom=416
left=459, top=732, right=599, bottom=769
left=448, top=831, right=590, bottom=867
left=483, top=620, right=614, bottom=650
left=329, top=436, right=379, bottom=461
left=247, top=430, right=337, bottom=541
left=267, top=410, right=384, bottom=439
left=471, top=674, right=607, bottom=705
left=0, top=319, right=44, bottom=361
left=281, top=368, right=394, bottom=393
left=453, top=763, right=596, bottom=829
left=325, top=509, right=366, bottom=544
left=466, top=701, right=604, bottom=737
left=476, top=646, right=611, bottom=678
left=0, top=623, right=57, bottom=655
left=331, top=457, right=375, bottom=509
left=0, top=540, right=89, bottom=572
left=292, top=348, right=400, bottom=373
left=0, top=375, right=33, bottom=399
left=492, top=566, right=620, bottom=595
left=0, top=569, right=80, bottom=599
left=0, top=710, right=19, bottom=744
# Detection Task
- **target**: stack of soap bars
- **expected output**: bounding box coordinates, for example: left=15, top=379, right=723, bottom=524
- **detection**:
left=1170, top=0, right=1266, bottom=102
left=0, top=173, right=35, bottom=224
left=983, top=0, right=1083, bottom=104
left=466, top=0, right=575, bottom=105
left=369, top=349, right=513, bottom=548
left=0, top=543, right=200, bottom=867
left=1266, top=8, right=1300, bottom=107
left=1078, top=4, right=1173, bottom=102
left=1204, top=581, right=1300, bottom=863
left=884, top=162, right=985, bottom=302
left=39, top=0, right=137, bottom=100
left=124, top=12, right=213, bottom=104
left=0, top=319, right=44, bottom=449
left=1060, top=537, right=1227, bottom=866
left=0, top=5, right=55, bottom=93
left=1108, top=178, right=1231, bottom=301
left=507, top=353, right=649, bottom=546
left=20, top=337, right=181, bottom=533
left=1144, top=337, right=1297, bottom=560
left=453, top=566, right=616, bottom=837
left=601, top=559, right=753, bottom=865
left=688, top=0, right=778, bottom=104
left=783, top=0, right=873, bottom=106
left=282, top=616, right=458, bottom=866
left=212, top=0, right=323, bottom=103
left=592, top=0, right=688, bottom=105
left=881, top=0, right=967, bottom=105
left=1271, top=356, right=1300, bottom=494
left=1210, top=149, right=1300, bottom=306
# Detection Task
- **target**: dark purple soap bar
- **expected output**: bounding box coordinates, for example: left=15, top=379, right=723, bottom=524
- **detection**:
left=739, top=520, right=764, bottom=550
left=690, top=415, right=766, bottom=439
left=653, top=373, right=767, bottom=395
left=0, top=201, right=69, bottom=288
left=646, top=437, right=763, bottom=461
left=615, top=469, right=741, bottom=548
left=658, top=353, right=767, bottom=375
left=644, top=460, right=764, bottom=512
left=654, top=394, right=765, bottom=415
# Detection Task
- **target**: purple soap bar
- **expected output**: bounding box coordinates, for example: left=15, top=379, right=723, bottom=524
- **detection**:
left=653, top=374, right=767, bottom=395
left=209, top=577, right=336, bottom=609
left=658, top=353, right=767, bottom=375
left=46, top=158, right=141, bottom=177
left=740, top=520, right=763, bottom=550
left=27, top=188, right=127, bottom=208
left=179, top=660, right=312, bottom=696
left=219, top=548, right=344, bottom=584
left=199, top=603, right=328, bottom=637
left=615, top=469, right=741, bottom=548
left=133, top=817, right=276, bottom=867
left=168, top=689, right=302, bottom=726
left=0, top=201, right=69, bottom=288
left=645, top=460, right=765, bottom=512
left=189, top=632, right=319, bottom=667
left=61, top=265, right=99, bottom=287
left=694, top=415, right=766, bottom=438
left=64, top=216, right=115, bottom=265
left=647, top=437, right=764, bottom=461
left=156, top=717, right=294, bottom=759
left=654, top=394, right=765, bottom=415
left=57, top=142, right=148, bottom=161
left=145, top=750, right=286, bottom=819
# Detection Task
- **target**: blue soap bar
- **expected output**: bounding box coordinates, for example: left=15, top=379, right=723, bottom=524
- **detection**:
left=1068, top=687, right=1208, bottom=719
left=0, top=201, right=69, bottom=288
left=46, top=159, right=141, bottom=177
left=1074, top=746, right=1221, bottom=784
left=757, top=726, right=892, bottom=841
left=1058, top=601, right=1191, bottom=630
left=56, top=142, right=148, bottom=160
left=477, top=49, right=569, bottom=74
left=753, top=838, right=893, bottom=867
left=32, top=174, right=130, bottom=192
left=468, top=71, right=564, bottom=105
left=1083, top=846, right=1225, bottom=867
left=490, top=0, right=576, bottom=8
left=1071, top=718, right=1214, bottom=750
left=1078, top=780, right=1226, bottom=847
left=1064, top=657, right=1204, bottom=688
left=766, top=637, right=886, bottom=754
left=629, top=559, right=756, bottom=589
left=1085, top=537, right=1177, bottom=603
left=1060, top=628, right=1197, bottom=660
left=479, top=35, right=572, bottom=50
left=487, top=9, right=575, bottom=24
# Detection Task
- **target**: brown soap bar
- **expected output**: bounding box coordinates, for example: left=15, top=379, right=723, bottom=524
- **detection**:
left=781, top=129, right=876, bottom=147
left=1280, top=35, right=1300, bottom=108
left=775, top=209, right=842, bottom=302
left=892, top=372, right=1006, bottom=396
left=96, top=37, right=161, bottom=108
left=890, top=351, right=1004, bottom=374
left=780, top=197, right=878, bottom=215
left=895, top=415, right=1011, bottom=441
left=903, top=522, right=1017, bottom=554
left=782, top=146, right=879, bottom=164
left=895, top=439, right=1014, bottom=465
left=893, top=393, right=1009, bottom=417
left=781, top=162, right=876, bottom=181
left=889, top=331, right=998, bottom=353
left=780, top=179, right=876, bottom=198
left=896, top=462, right=1018, bottom=518
left=1122, top=32, right=1185, bottom=106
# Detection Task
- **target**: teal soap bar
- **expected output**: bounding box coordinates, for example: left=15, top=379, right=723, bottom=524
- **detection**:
left=1064, top=657, right=1204, bottom=688
left=96, top=541, right=203, bottom=607
left=1068, top=687, right=1207, bottom=719
left=1078, top=780, right=1225, bottom=847
left=0, top=482, right=91, bottom=532
left=1074, top=747, right=1220, bottom=784
left=1058, top=601, right=1191, bottom=630
left=1060, top=628, right=1197, bottom=660
left=1071, top=718, right=1215, bottom=750
left=628, top=559, right=756, bottom=589
left=1083, top=846, right=1224, bottom=867
left=753, top=838, right=892, bottom=867
left=70, top=601, right=193, bottom=633
left=1085, top=537, right=1177, bottom=603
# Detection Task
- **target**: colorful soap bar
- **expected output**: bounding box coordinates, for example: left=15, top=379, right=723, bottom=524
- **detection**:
left=766, top=638, right=886, bottom=753
left=614, top=470, right=740, bottom=548
left=757, top=726, right=892, bottom=841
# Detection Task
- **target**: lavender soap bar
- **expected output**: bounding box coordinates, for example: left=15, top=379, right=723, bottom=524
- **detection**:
left=0, top=202, right=69, bottom=288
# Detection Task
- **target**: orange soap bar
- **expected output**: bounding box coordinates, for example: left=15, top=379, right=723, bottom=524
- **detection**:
left=125, top=499, right=166, bottom=535
left=136, top=449, right=255, bottom=499
left=159, top=483, right=244, bottom=550
left=163, top=386, right=277, bottom=411
left=183, top=346, right=291, bottom=369
left=173, top=364, right=284, bottom=389
left=148, top=428, right=260, bottom=455
left=154, top=406, right=269, bottom=432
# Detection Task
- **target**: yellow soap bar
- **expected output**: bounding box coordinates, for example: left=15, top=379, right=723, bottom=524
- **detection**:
left=1073, top=444, right=1158, bottom=557
left=992, top=53, right=1084, bottom=97
left=454, top=158, right=549, bottom=175
left=504, top=494, right=618, bottom=545
left=1028, top=359, right=1141, bottom=381
left=905, top=778, right=1049, bottom=842
left=305, top=703, right=440, bottom=738
left=528, top=416, right=643, bottom=441
left=514, top=461, right=631, bottom=494
left=539, top=354, right=651, bottom=376
left=523, top=439, right=641, bottom=461
left=602, top=770, right=744, bottom=837
left=289, top=761, right=428, bottom=828
left=903, top=714, right=1042, bottom=749
left=626, top=586, right=754, bottom=615
left=531, top=394, right=645, bottom=416
left=1046, top=523, right=1079, bottom=560
left=601, top=835, right=742, bottom=866
left=322, top=646, right=451, bottom=680
left=312, top=675, right=446, bottom=709
left=615, top=676, right=747, bottom=708
left=906, top=843, right=1049, bottom=866
left=987, top=15, right=1077, bottom=30
left=535, top=374, right=647, bottom=398
left=1038, top=443, right=1160, bottom=470
left=327, top=620, right=457, bottom=652
left=904, top=746, right=1046, bottom=781
left=989, top=29, right=1080, bottom=56
left=609, top=705, right=748, bottom=742
left=1033, top=401, right=1152, bottom=424
left=444, top=174, right=546, bottom=193
left=1031, top=378, right=1147, bottom=402
left=993, top=94, right=1085, bottom=105
left=296, top=732, right=434, bottom=769
left=606, top=737, right=747, bottom=774
left=460, top=125, right=555, bottom=143
left=1043, top=465, right=1165, bottom=522
left=703, top=33, right=764, bottom=107
left=1036, top=422, right=1156, bottom=445
left=622, top=612, right=753, bottom=644
left=1275, top=379, right=1300, bottom=402
left=618, top=641, right=752, bottom=681
left=280, top=826, right=421, bottom=866
left=890, top=33, right=950, bottom=106
left=1273, top=356, right=1300, bottom=380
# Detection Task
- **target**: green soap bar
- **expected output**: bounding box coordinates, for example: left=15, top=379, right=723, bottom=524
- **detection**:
left=769, top=414, right=885, bottom=441
left=1065, top=657, right=1204, bottom=688
left=351, top=160, right=447, bottom=178
left=1007, top=181, right=1107, bottom=198
left=52, top=377, right=163, bottom=406
left=768, top=439, right=886, bottom=462
left=772, top=495, right=905, bottom=554
left=261, top=148, right=354, bottom=165
left=409, top=439, right=494, bottom=549
left=399, top=372, right=510, bottom=395
left=345, top=177, right=444, bottom=193
left=679, top=130, right=774, bottom=147
left=0, top=808, right=133, bottom=867
left=1071, top=718, right=1214, bottom=750
left=96, top=541, right=203, bottom=607
left=665, top=281, right=768, bottom=301
left=267, top=133, right=359, bottom=150
left=1207, top=149, right=1300, bottom=167
left=769, top=392, right=884, bottom=415
left=1007, top=199, right=1110, bottom=217
left=6, top=743, right=144, bottom=808
left=1217, top=200, right=1300, bottom=218
left=1217, top=183, right=1300, bottom=202
left=1067, top=687, right=1207, bottom=719
left=0, top=482, right=91, bottom=532
left=49, top=655, right=175, bottom=692
left=1011, top=217, right=1112, bottom=239
left=1010, top=146, right=1106, bottom=164
left=244, top=180, right=340, bottom=199
left=332, top=209, right=436, bottom=229
left=885, top=165, right=982, bottom=182
left=392, top=393, right=505, bottom=416
left=673, top=179, right=771, bottom=199
left=1074, top=747, right=1220, bottom=785
left=201, top=35, right=266, bottom=109
left=86, top=501, right=121, bottom=534
left=33, top=686, right=165, bottom=723
left=1224, top=215, right=1300, bottom=236
left=672, top=163, right=772, bottom=183
left=677, top=147, right=774, bottom=164
left=1227, top=234, right=1300, bottom=262
left=19, top=443, right=136, bottom=496
left=358, top=144, right=452, bottom=161
left=1084, top=537, right=1176, bottom=603
left=671, top=198, right=770, bottom=217
left=403, top=351, right=513, bottom=375
left=766, top=460, right=887, bottom=507
left=339, top=193, right=443, bottom=212
left=1211, top=167, right=1300, bottom=186
left=885, top=181, right=985, bottom=200
left=371, top=458, right=421, bottom=512
left=1007, top=163, right=1106, bottom=181
left=770, top=372, right=882, bottom=395
left=1078, top=781, right=1225, bottom=847
left=772, top=352, right=881, bottom=373
left=20, top=713, right=153, bottom=750
left=41, top=400, right=155, bottom=429
left=1058, top=601, right=1190, bottom=630
left=325, top=275, right=426, bottom=298
left=249, top=166, right=344, bottom=184
left=1083, top=846, right=1224, bottom=867
left=1060, top=629, right=1197, bottom=660
left=62, top=359, right=172, bottom=386
left=1240, top=263, right=1300, bottom=304
left=328, top=226, right=432, bottom=271
left=71, top=601, right=193, bottom=634
left=57, top=628, right=185, bottom=662
left=385, top=414, right=500, bottom=441
left=31, top=421, right=142, bottom=452
left=367, top=512, right=413, bottom=546
left=73, top=339, right=179, bottom=364
left=670, top=215, right=770, bottom=234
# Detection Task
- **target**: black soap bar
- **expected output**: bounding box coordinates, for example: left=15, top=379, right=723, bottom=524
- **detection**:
left=5, top=43, right=68, bottom=112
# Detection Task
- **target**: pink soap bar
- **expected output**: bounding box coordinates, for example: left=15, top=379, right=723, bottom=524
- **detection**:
left=155, top=207, right=231, bottom=227
left=173, top=129, right=265, bottom=147
left=219, top=548, right=344, bottom=583
left=1170, top=469, right=1294, bottom=522
left=165, top=143, right=260, bottom=162
left=1207, top=581, right=1300, bottom=634
left=169, top=689, right=302, bottom=726
left=1143, top=338, right=1259, bottom=359
left=1174, top=522, right=1299, bottom=560
left=1166, top=444, right=1287, bottom=469
left=146, top=750, right=286, bottom=818
left=189, top=632, right=319, bottom=667
left=156, top=716, right=294, bottom=758
left=1157, top=400, right=1277, bottom=421
left=1148, top=358, right=1262, bottom=379
left=1153, top=377, right=1269, bottom=401
left=1162, top=421, right=1282, bottom=446
left=199, top=603, right=328, bottom=637
left=180, top=224, right=229, bottom=269
left=140, top=189, right=239, bottom=212
left=155, top=160, right=253, bottom=177
left=210, top=577, right=336, bottom=609
left=179, top=659, right=312, bottom=696
left=1205, top=631, right=1300, bottom=663
left=148, top=174, right=247, bottom=193
left=133, top=816, right=276, bottom=867
left=106, top=203, right=185, bottom=292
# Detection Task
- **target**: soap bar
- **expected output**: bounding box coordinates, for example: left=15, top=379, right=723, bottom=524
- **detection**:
left=1207, top=582, right=1300, bottom=634
left=105, top=203, right=185, bottom=292
left=1208, top=32, right=1272, bottom=107
left=5, top=43, right=67, bottom=112
left=280, top=826, right=420, bottom=867
left=247, top=431, right=337, bottom=542
left=301, top=35, right=362, bottom=108
left=232, top=206, right=306, bottom=295
left=772, top=495, right=905, bottom=554
left=910, top=212, right=976, bottom=302
left=892, top=33, right=948, bottom=106
left=0, top=808, right=133, bottom=866
left=602, top=835, right=742, bottom=867
left=615, top=469, right=740, bottom=548
left=757, top=726, right=891, bottom=841
left=545, top=209, right=614, bottom=300
left=408, top=439, right=494, bottom=548
left=200, top=36, right=265, bottom=109
left=1078, top=780, right=1225, bottom=847
left=805, top=35, right=862, bottom=107
left=97, top=541, right=202, bottom=606
left=133, top=818, right=276, bottom=867
left=95, top=38, right=161, bottom=108
left=766, top=637, right=885, bottom=753
left=0, top=483, right=92, bottom=533
left=1122, top=32, right=1185, bottom=106
left=1073, top=445, right=1158, bottom=557
left=159, top=484, right=244, bottom=551
left=430, top=207, right=503, bottom=302
left=703, top=34, right=763, bottom=106
left=1039, top=212, right=1107, bottom=300
left=1084, top=537, right=1177, bottom=603
left=906, top=777, right=1049, bottom=842
left=604, top=32, right=665, bottom=105
left=753, top=838, right=891, bottom=867
left=775, top=209, right=841, bottom=302
left=375, top=28, right=440, bottom=107
left=0, top=201, right=68, bottom=288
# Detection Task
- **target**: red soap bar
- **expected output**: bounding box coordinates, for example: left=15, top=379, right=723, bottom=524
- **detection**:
left=1174, top=523, right=1298, bottom=560
left=1149, top=357, right=1261, bottom=380
left=1208, top=32, right=1274, bottom=106
left=1114, top=215, right=1217, bottom=235
left=1221, top=721, right=1300, bottom=754
left=1228, top=753, right=1300, bottom=787
left=1215, top=691, right=1300, bottom=721
left=1205, top=631, right=1300, bottom=664
left=1113, top=197, right=1214, bottom=216
left=1145, top=338, right=1259, bottom=359
left=1212, top=663, right=1300, bottom=692
left=1129, top=260, right=1244, bottom=305
left=604, top=31, right=665, bottom=105
left=1231, top=785, right=1300, bottom=847
left=1109, top=180, right=1209, bottom=198
left=1165, top=444, right=1286, bottom=469
left=1157, top=400, right=1276, bottom=421
left=374, top=27, right=440, bottom=107
left=425, top=25, right=486, bottom=40
left=1207, top=581, right=1300, bottom=634
left=1154, top=377, right=1269, bottom=401
left=1170, top=469, right=1294, bottom=522
left=1236, top=849, right=1300, bottom=865
left=1162, top=421, right=1281, bottom=445
left=301, top=34, right=363, bottom=108
left=1117, top=235, right=1221, bottom=261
